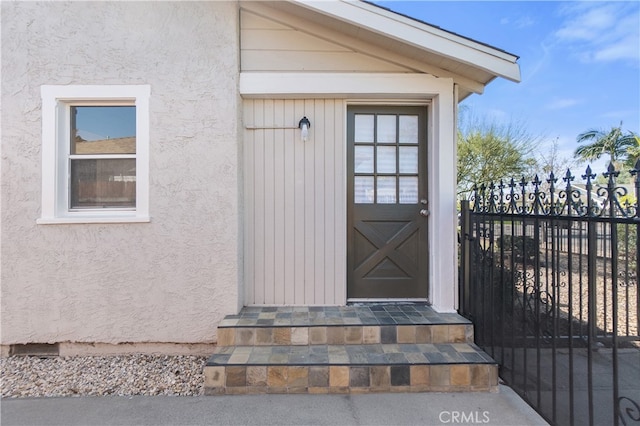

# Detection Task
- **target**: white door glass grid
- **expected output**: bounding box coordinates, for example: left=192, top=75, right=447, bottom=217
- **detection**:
left=353, top=114, right=419, bottom=204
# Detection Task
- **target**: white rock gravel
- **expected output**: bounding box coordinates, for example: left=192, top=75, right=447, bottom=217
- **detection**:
left=0, top=355, right=207, bottom=398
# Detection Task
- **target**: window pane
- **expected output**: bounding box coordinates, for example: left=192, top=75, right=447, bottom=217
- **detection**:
left=71, top=106, right=136, bottom=155
left=399, top=146, right=418, bottom=173
left=70, top=159, right=136, bottom=208
left=377, top=176, right=396, bottom=204
left=399, top=115, right=418, bottom=144
left=377, top=146, right=396, bottom=173
left=354, top=176, right=374, bottom=204
left=377, top=115, right=396, bottom=143
left=399, top=177, right=418, bottom=204
left=354, top=146, right=374, bottom=173
left=354, top=114, right=374, bottom=142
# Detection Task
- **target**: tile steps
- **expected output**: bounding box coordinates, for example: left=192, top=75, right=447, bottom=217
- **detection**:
left=206, top=344, right=497, bottom=395
left=207, top=343, right=494, bottom=366
left=205, top=362, right=498, bottom=395
left=219, top=305, right=469, bottom=328
left=204, top=306, right=498, bottom=395
left=217, top=324, right=474, bottom=346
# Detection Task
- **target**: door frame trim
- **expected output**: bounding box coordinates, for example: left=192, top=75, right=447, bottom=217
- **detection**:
left=344, top=90, right=458, bottom=312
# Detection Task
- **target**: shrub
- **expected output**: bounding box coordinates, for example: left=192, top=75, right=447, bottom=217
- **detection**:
left=496, top=235, right=539, bottom=262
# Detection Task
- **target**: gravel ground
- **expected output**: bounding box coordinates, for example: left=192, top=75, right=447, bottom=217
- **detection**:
left=0, top=355, right=207, bottom=398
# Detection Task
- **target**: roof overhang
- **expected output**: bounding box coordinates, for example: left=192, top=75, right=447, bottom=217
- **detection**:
left=253, top=0, right=521, bottom=100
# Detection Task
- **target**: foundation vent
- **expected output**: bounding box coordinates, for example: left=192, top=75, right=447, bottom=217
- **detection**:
left=10, top=343, right=59, bottom=357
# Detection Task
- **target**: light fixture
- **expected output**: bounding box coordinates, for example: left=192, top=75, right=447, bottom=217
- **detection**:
left=298, top=116, right=311, bottom=142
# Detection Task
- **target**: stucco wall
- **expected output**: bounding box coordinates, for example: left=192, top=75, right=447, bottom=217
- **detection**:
left=1, top=1, right=241, bottom=344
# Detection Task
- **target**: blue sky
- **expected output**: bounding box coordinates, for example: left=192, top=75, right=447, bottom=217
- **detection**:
left=375, top=1, right=640, bottom=173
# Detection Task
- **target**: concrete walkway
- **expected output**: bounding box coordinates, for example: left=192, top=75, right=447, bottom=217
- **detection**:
left=1, top=385, right=548, bottom=426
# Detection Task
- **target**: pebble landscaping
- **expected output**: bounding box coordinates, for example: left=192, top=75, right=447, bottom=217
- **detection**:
left=0, top=355, right=206, bottom=397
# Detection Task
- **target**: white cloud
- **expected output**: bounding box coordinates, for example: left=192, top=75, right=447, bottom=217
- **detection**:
left=554, top=3, right=639, bottom=64
left=555, top=4, right=616, bottom=41
left=500, top=14, right=534, bottom=29
left=515, top=16, right=535, bottom=29
left=546, top=98, right=581, bottom=110
left=594, top=34, right=640, bottom=62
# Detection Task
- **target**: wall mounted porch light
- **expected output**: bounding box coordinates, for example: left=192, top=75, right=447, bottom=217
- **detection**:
left=298, top=116, right=311, bottom=142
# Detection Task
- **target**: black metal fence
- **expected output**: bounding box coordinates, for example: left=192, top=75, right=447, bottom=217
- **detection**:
left=459, top=163, right=640, bottom=426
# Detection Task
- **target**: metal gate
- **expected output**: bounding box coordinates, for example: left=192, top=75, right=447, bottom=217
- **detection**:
left=459, top=163, right=640, bottom=426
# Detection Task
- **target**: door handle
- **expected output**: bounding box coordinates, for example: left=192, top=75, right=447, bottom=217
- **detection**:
left=419, top=209, right=429, bottom=217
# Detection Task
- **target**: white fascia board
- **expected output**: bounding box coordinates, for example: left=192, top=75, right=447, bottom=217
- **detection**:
left=240, top=72, right=452, bottom=98
left=293, top=0, right=521, bottom=83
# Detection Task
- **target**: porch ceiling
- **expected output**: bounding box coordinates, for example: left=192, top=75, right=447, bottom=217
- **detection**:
left=259, top=0, right=521, bottom=101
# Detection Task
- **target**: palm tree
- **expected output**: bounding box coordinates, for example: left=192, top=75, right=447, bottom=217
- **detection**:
left=574, top=122, right=637, bottom=166
left=624, top=135, right=640, bottom=169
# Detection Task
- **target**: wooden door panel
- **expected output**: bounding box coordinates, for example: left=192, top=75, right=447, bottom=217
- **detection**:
left=353, top=221, right=419, bottom=277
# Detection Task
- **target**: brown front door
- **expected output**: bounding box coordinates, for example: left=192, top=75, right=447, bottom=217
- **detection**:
left=347, top=106, right=428, bottom=299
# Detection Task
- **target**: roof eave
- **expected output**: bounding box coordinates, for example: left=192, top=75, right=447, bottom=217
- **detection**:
left=292, top=0, right=521, bottom=84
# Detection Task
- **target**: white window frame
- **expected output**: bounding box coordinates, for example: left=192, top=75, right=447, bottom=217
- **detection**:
left=38, top=85, right=150, bottom=224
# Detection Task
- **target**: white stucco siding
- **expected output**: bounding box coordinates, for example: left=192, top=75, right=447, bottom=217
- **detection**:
left=1, top=2, right=241, bottom=344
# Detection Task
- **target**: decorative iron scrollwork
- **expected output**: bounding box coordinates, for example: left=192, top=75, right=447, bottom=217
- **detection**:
left=471, top=163, right=640, bottom=219
left=618, top=396, right=640, bottom=426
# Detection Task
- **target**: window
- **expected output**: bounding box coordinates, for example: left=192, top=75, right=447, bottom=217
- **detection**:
left=353, top=113, right=420, bottom=205
left=38, top=85, right=150, bottom=224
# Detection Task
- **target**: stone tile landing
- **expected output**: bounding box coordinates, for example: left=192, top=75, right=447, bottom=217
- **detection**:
left=204, top=305, right=498, bottom=395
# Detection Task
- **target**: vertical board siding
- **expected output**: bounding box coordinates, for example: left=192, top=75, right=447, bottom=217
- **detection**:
left=244, top=99, right=346, bottom=305
left=244, top=102, right=255, bottom=305
left=293, top=99, right=306, bottom=305
left=252, top=100, right=265, bottom=305
left=283, top=100, right=296, bottom=305
left=263, top=100, right=275, bottom=304
left=313, top=100, right=325, bottom=304
left=273, top=100, right=286, bottom=304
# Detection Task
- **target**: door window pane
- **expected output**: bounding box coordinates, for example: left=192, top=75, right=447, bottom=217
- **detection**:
left=399, top=146, right=418, bottom=174
left=354, top=146, right=374, bottom=173
left=399, top=115, right=418, bottom=144
left=377, top=115, right=396, bottom=143
left=71, top=106, right=136, bottom=154
left=377, top=176, right=396, bottom=204
left=376, top=146, right=396, bottom=173
left=70, top=159, right=136, bottom=208
left=354, top=176, right=374, bottom=204
left=399, top=177, right=418, bottom=204
left=354, top=114, right=374, bottom=142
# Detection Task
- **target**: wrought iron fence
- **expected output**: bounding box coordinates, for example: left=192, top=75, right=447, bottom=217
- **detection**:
left=459, top=162, right=640, bottom=426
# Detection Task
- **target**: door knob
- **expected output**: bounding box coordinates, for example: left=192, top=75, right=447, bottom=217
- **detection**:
left=419, top=209, right=429, bottom=217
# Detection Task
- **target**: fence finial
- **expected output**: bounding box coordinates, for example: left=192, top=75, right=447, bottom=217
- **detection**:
left=604, top=162, right=619, bottom=180
left=563, top=168, right=574, bottom=183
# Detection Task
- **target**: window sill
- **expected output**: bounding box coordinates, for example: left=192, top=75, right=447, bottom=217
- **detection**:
left=37, top=216, right=151, bottom=225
